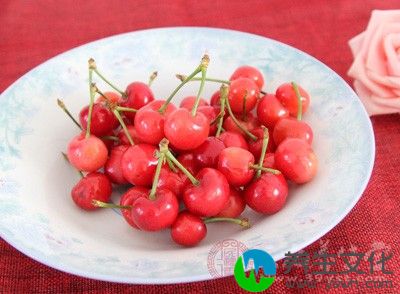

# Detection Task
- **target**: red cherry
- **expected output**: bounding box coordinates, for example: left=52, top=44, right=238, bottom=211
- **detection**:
left=134, top=100, right=176, bottom=145
left=157, top=165, right=187, bottom=198
left=273, top=118, right=313, bottom=146
left=218, top=131, right=249, bottom=150
left=131, top=188, right=179, bottom=231
left=105, top=145, right=129, bottom=184
left=230, top=65, right=264, bottom=89
left=193, top=137, right=226, bottom=168
left=116, top=125, right=141, bottom=145
left=164, top=108, right=210, bottom=150
left=257, top=94, right=289, bottom=128
left=179, top=96, right=209, bottom=110
left=210, top=90, right=221, bottom=106
left=276, top=83, right=310, bottom=117
left=79, top=103, right=118, bottom=136
left=171, top=211, right=207, bottom=247
left=216, top=188, right=246, bottom=218
left=263, top=153, right=276, bottom=168
left=244, top=173, right=288, bottom=214
left=228, top=78, right=260, bottom=114
left=248, top=128, right=275, bottom=161
left=119, top=82, right=155, bottom=121
left=96, top=91, right=120, bottom=104
left=183, top=168, right=230, bottom=217
left=120, top=186, right=149, bottom=229
left=217, top=147, right=255, bottom=187
left=198, top=105, right=219, bottom=136
left=223, top=112, right=259, bottom=135
left=67, top=133, right=108, bottom=172
left=275, top=138, right=318, bottom=184
left=177, top=153, right=200, bottom=175
left=71, top=172, right=112, bottom=210
left=121, top=144, right=158, bottom=186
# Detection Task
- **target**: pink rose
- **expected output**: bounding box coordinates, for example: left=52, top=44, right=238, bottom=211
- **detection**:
left=348, top=10, right=400, bottom=116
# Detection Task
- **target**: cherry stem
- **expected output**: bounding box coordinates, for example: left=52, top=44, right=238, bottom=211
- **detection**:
left=148, top=71, right=158, bottom=87
left=225, top=94, right=257, bottom=141
left=149, top=139, right=169, bottom=200
left=216, top=84, right=228, bottom=137
left=57, top=99, right=82, bottom=130
left=61, top=152, right=84, bottom=178
left=260, top=90, right=267, bottom=95
left=292, top=81, right=303, bottom=121
left=204, top=217, right=251, bottom=229
left=256, top=126, right=269, bottom=178
left=159, top=54, right=208, bottom=114
left=164, top=148, right=200, bottom=186
left=89, top=58, right=126, bottom=97
left=176, top=75, right=230, bottom=85
left=166, top=156, right=178, bottom=173
left=92, top=200, right=132, bottom=209
left=115, top=106, right=137, bottom=113
left=85, top=68, right=95, bottom=139
left=112, top=109, right=134, bottom=146
left=101, top=135, right=120, bottom=142
left=241, top=91, right=248, bottom=121
left=192, top=55, right=210, bottom=116
left=249, top=164, right=281, bottom=175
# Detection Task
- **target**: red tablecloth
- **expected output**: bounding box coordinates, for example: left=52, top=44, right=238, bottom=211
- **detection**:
left=1, top=1, right=399, bottom=293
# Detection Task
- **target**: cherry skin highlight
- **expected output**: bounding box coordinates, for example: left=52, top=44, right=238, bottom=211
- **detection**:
left=71, top=172, right=112, bottom=210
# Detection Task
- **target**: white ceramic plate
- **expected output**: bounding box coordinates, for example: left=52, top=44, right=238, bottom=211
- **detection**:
left=0, top=27, right=374, bottom=284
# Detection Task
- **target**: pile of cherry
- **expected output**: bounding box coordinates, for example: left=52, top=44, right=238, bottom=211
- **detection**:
left=61, top=54, right=318, bottom=247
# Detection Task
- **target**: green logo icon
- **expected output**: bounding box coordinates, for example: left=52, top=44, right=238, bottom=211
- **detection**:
left=234, top=249, right=276, bottom=292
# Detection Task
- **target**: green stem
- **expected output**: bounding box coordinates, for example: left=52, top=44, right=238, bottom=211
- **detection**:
left=85, top=71, right=95, bottom=139
left=149, top=139, right=169, bottom=200
left=112, top=109, right=134, bottom=146
left=61, top=152, right=84, bottom=178
left=241, top=91, right=248, bottom=121
left=92, top=69, right=125, bottom=97
left=177, top=75, right=230, bottom=85
left=148, top=71, right=158, bottom=87
left=166, top=156, right=178, bottom=173
left=249, top=164, right=281, bottom=175
left=57, top=99, right=82, bottom=130
left=216, top=85, right=227, bottom=137
left=165, top=150, right=200, bottom=186
left=292, top=81, right=303, bottom=121
left=191, top=56, right=209, bottom=116
left=256, top=126, right=269, bottom=178
left=116, top=106, right=137, bottom=113
left=225, top=96, right=257, bottom=141
left=92, top=200, right=132, bottom=209
left=204, top=217, right=250, bottom=228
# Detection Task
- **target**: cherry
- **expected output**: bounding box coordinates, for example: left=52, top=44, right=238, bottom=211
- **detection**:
left=116, top=125, right=141, bottom=145
left=218, top=131, right=249, bottom=150
left=120, top=186, right=149, bottom=229
left=119, top=81, right=155, bottom=121
left=67, top=133, right=108, bottom=172
left=244, top=173, right=288, bottom=214
left=276, top=82, right=310, bottom=117
left=183, top=168, right=230, bottom=217
left=134, top=100, right=176, bottom=145
left=96, top=91, right=120, bottom=104
left=180, top=96, right=209, bottom=110
left=248, top=128, right=275, bottom=161
left=228, top=78, right=260, bottom=114
left=275, top=138, right=318, bottom=184
left=105, top=145, right=129, bottom=184
left=263, top=153, right=276, bottom=168
left=257, top=94, right=289, bottom=128
left=216, top=188, right=246, bottom=218
left=157, top=165, right=187, bottom=198
left=164, top=108, right=209, bottom=150
left=121, top=144, right=158, bottom=186
left=273, top=117, right=313, bottom=146
left=210, top=90, right=221, bottom=106
left=171, top=211, right=207, bottom=247
left=230, top=65, right=264, bottom=89
left=79, top=103, right=118, bottom=136
left=197, top=105, right=219, bottom=136
left=131, top=188, right=179, bottom=231
left=71, top=172, right=112, bottom=210
left=193, top=136, right=226, bottom=168
left=223, top=112, right=259, bottom=135
left=177, top=153, right=200, bottom=175
left=217, top=147, right=255, bottom=187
